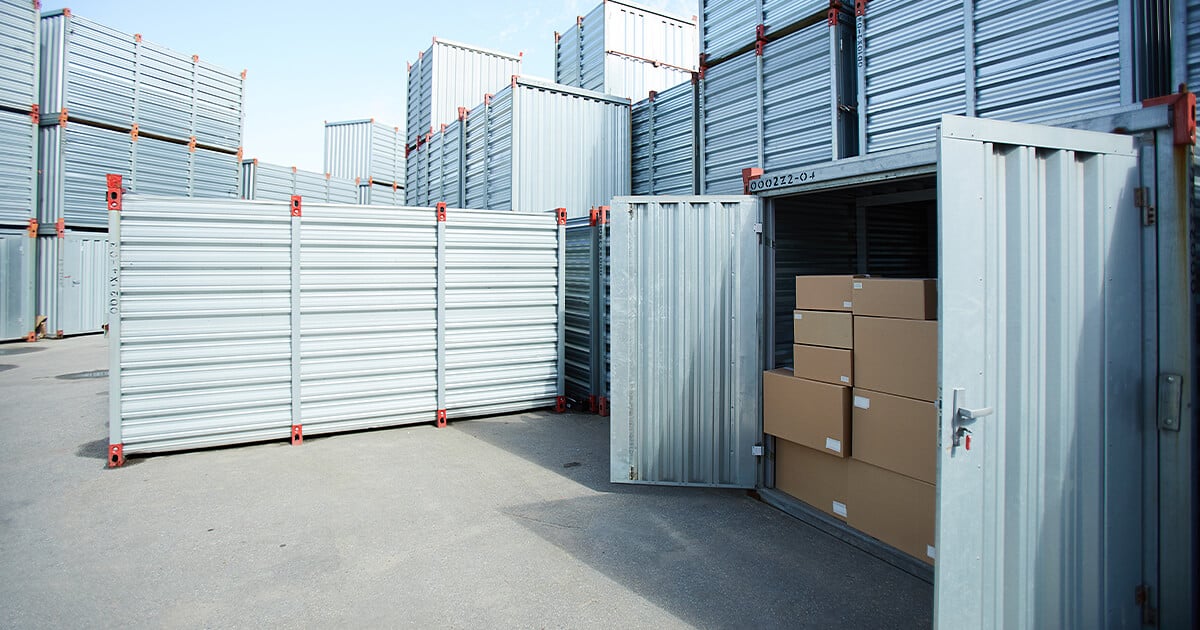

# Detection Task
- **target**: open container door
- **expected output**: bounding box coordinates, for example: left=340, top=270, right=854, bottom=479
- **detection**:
left=609, top=196, right=763, bottom=488
left=935, top=115, right=1146, bottom=627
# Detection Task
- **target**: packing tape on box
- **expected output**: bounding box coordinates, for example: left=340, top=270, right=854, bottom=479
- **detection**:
left=840, top=376, right=850, bottom=384
left=853, top=396, right=871, bottom=409
left=853, top=282, right=863, bottom=290
left=825, top=437, right=842, bottom=453
left=833, top=501, right=848, bottom=518
left=927, top=545, right=936, bottom=559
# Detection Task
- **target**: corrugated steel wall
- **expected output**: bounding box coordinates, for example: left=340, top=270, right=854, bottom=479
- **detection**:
left=564, top=216, right=597, bottom=406
left=109, top=195, right=565, bottom=455
left=701, top=0, right=840, bottom=62
left=700, top=49, right=757, bottom=194
left=631, top=79, right=698, bottom=195
left=0, top=226, right=35, bottom=341
left=241, top=160, right=358, bottom=204
left=609, top=196, right=761, bottom=487
left=36, top=230, right=106, bottom=337
left=357, top=182, right=406, bottom=206
left=323, top=120, right=404, bottom=185
left=405, top=39, right=521, bottom=147
left=0, top=0, right=38, bottom=112
left=0, top=108, right=37, bottom=225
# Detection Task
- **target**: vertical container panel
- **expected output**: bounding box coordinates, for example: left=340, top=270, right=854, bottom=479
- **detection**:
left=191, top=147, right=239, bottom=199
left=37, top=231, right=107, bottom=336
left=443, top=210, right=560, bottom=416
left=860, top=0, right=967, bottom=153
left=133, top=135, right=190, bottom=196
left=631, top=96, right=653, bottom=194
left=299, top=204, right=439, bottom=435
left=650, top=80, right=698, bottom=194
left=40, top=12, right=138, bottom=129
left=0, top=227, right=34, bottom=341
left=604, top=0, right=698, bottom=70
left=762, top=0, right=844, bottom=32
left=609, top=196, right=761, bottom=487
left=136, top=40, right=194, bottom=141
left=441, top=121, right=463, bottom=207
left=242, top=160, right=295, bottom=201
left=761, top=20, right=834, bottom=173
left=194, top=60, right=244, bottom=152
left=323, top=120, right=403, bottom=184
left=115, top=198, right=294, bottom=454
left=426, top=131, right=444, bottom=205
left=413, top=140, right=431, bottom=207
left=603, top=54, right=693, bottom=103
left=358, top=182, right=405, bottom=206
left=701, top=0, right=759, bottom=61
left=0, top=0, right=38, bottom=111
left=973, top=0, right=1124, bottom=123
left=463, top=101, right=489, bottom=208
left=325, top=176, right=359, bottom=205
left=485, top=89, right=514, bottom=211
left=701, top=49, right=758, bottom=194
left=0, top=109, right=36, bottom=224
left=555, top=23, right=582, bottom=86
left=292, top=169, right=327, bottom=201
left=408, top=39, right=521, bottom=147
left=579, top=3, right=608, bottom=92
left=564, top=217, right=595, bottom=405
left=44, top=123, right=134, bottom=228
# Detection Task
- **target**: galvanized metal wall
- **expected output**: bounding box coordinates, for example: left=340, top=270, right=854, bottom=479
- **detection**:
left=701, top=0, right=838, bottom=62
left=0, top=0, right=38, bottom=112
left=0, top=226, right=34, bottom=341
left=564, top=216, right=599, bottom=407
left=36, top=230, right=107, bottom=337
left=0, top=108, right=37, bottom=225
left=323, top=119, right=404, bottom=185
left=700, top=48, right=757, bottom=194
left=357, top=182, right=406, bottom=206
left=109, top=195, right=565, bottom=455
left=631, top=79, right=698, bottom=195
left=405, top=38, right=521, bottom=147
left=610, top=196, right=761, bottom=487
left=241, top=160, right=358, bottom=204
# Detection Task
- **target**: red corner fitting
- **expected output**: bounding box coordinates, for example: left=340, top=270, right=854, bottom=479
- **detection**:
left=133, top=33, right=142, bottom=43
left=436, top=202, right=447, bottom=222
left=588, top=395, right=597, bottom=414
left=290, top=425, right=303, bottom=445
left=61, top=6, right=68, bottom=17
left=1143, top=90, right=1197, bottom=146
left=58, top=108, right=67, bottom=126
left=599, top=205, right=609, bottom=225
left=511, top=74, right=519, bottom=88
left=191, top=54, right=199, bottom=63
left=106, top=174, right=123, bottom=211
left=554, top=31, right=561, bottom=43
left=648, top=90, right=658, bottom=102
left=589, top=206, right=598, bottom=226
left=187, top=136, right=196, bottom=152
left=24, top=330, right=36, bottom=342
left=855, top=0, right=868, bottom=16
left=55, top=218, right=65, bottom=238
left=436, top=409, right=448, bottom=428
left=828, top=5, right=840, bottom=25
left=556, top=208, right=567, bottom=225
left=598, top=397, right=609, bottom=417
left=555, top=396, right=566, bottom=413
left=290, top=195, right=302, bottom=217
left=236, top=146, right=243, bottom=161
left=130, top=123, right=138, bottom=140
left=458, top=106, right=468, bottom=121
left=240, top=69, right=247, bottom=80
left=25, top=218, right=37, bottom=238
left=108, top=443, right=125, bottom=467
left=29, top=103, right=38, bottom=124
left=742, top=167, right=764, bottom=194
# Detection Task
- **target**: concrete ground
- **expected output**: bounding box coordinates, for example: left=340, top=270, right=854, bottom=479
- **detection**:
left=0, top=335, right=932, bottom=629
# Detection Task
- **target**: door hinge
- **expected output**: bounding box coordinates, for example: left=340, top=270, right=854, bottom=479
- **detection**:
left=1157, top=373, right=1183, bottom=432
left=1135, top=584, right=1157, bottom=625
left=1134, top=187, right=1155, bottom=226
left=629, top=466, right=637, bottom=481
left=753, top=222, right=763, bottom=234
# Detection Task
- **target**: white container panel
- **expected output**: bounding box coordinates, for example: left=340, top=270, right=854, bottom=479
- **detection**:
left=191, top=147, right=239, bottom=199
left=0, top=108, right=36, bottom=225
left=36, top=230, right=107, bottom=336
left=0, top=0, right=38, bottom=111
left=0, top=226, right=34, bottom=341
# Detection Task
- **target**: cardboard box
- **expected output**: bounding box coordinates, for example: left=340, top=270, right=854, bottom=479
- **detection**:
left=853, top=316, right=938, bottom=402
left=851, top=389, right=937, bottom=484
left=852, top=278, right=938, bottom=320
left=793, top=344, right=853, bottom=386
left=775, top=439, right=849, bottom=521
left=794, top=275, right=856, bottom=312
left=793, top=310, right=853, bottom=349
left=848, top=459, right=936, bottom=565
left=763, top=369, right=851, bottom=457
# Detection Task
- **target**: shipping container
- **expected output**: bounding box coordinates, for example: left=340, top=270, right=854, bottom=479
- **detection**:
left=454, top=77, right=630, bottom=219
left=0, top=0, right=38, bottom=112
left=405, top=117, right=464, bottom=208
left=241, top=159, right=359, bottom=204
left=700, top=0, right=847, bottom=62
left=405, top=38, right=521, bottom=147
left=105, top=194, right=565, bottom=456
left=39, top=122, right=240, bottom=229
left=323, top=119, right=405, bottom=185
left=36, top=229, right=106, bottom=337
left=39, top=9, right=244, bottom=151
left=555, top=0, right=698, bottom=101
left=700, top=11, right=856, bottom=194
left=0, top=225, right=35, bottom=341
left=357, top=181, right=406, bottom=206
left=0, top=107, right=37, bottom=225
left=632, top=77, right=698, bottom=195
left=563, top=213, right=609, bottom=410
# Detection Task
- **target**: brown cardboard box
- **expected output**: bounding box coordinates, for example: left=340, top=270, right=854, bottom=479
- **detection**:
left=763, top=369, right=851, bottom=457
left=851, top=389, right=937, bottom=484
left=793, top=310, right=853, bottom=349
left=852, top=278, right=938, bottom=320
left=848, top=459, right=936, bottom=564
left=793, top=344, right=853, bottom=386
left=794, top=275, right=856, bottom=312
left=775, top=439, right=849, bottom=521
left=853, top=316, right=938, bottom=402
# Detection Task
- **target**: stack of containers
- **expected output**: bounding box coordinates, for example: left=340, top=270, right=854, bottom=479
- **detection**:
left=554, top=0, right=698, bottom=102
left=405, top=38, right=521, bottom=150
left=0, top=0, right=39, bottom=341
left=36, top=9, right=245, bottom=336
left=241, top=160, right=359, bottom=204
left=630, top=78, right=699, bottom=195
left=764, top=274, right=939, bottom=566
left=323, top=119, right=406, bottom=204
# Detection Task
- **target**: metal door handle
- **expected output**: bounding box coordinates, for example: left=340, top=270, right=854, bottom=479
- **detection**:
left=956, top=406, right=993, bottom=422
left=951, top=388, right=992, bottom=450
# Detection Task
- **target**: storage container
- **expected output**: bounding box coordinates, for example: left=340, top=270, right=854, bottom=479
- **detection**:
left=405, top=38, right=521, bottom=147
left=631, top=79, right=698, bottom=195
left=0, top=225, right=35, bottom=341
left=241, top=159, right=359, bottom=204
left=323, top=119, right=404, bottom=185
left=0, top=107, right=37, bottom=225
left=36, top=229, right=106, bottom=337
left=0, top=0, right=38, bottom=112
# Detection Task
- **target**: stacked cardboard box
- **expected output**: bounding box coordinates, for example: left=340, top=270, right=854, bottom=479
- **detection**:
left=765, top=276, right=939, bottom=565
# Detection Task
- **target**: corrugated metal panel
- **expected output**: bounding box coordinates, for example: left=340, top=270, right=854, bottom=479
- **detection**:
left=863, top=202, right=934, bottom=277
left=603, top=0, right=697, bottom=68
left=426, top=130, right=444, bottom=207
left=555, top=23, right=582, bottom=86
left=1188, top=0, right=1200, bottom=101
left=39, top=11, right=137, bottom=129
left=357, top=182, right=405, bottom=206
left=602, top=55, right=693, bottom=103
left=631, top=80, right=697, bottom=195
left=973, top=0, right=1124, bottom=123
left=0, top=108, right=36, bottom=224
left=325, top=175, right=359, bottom=205
left=133, top=135, right=190, bottom=197
left=406, top=38, right=521, bottom=147
left=610, top=196, right=761, bottom=487
left=241, top=160, right=356, bottom=203
left=323, top=119, right=404, bottom=184
left=701, top=0, right=842, bottom=61
left=191, top=147, right=239, bottom=199
left=701, top=49, right=758, bottom=194
left=39, top=122, right=134, bottom=228
left=579, top=3, right=607, bottom=92
left=463, top=100, right=488, bottom=209
left=194, top=59, right=244, bottom=152
left=0, top=0, right=38, bottom=111
left=0, top=226, right=34, bottom=341
left=136, top=39, right=195, bottom=142
left=564, top=216, right=597, bottom=405
left=485, top=88, right=514, bottom=211
left=36, top=230, right=106, bottom=337
left=858, top=0, right=967, bottom=153
left=936, top=115, right=1143, bottom=628
left=109, top=195, right=565, bottom=455
left=761, top=18, right=840, bottom=172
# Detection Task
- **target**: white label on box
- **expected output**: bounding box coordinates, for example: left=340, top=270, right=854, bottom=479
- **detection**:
left=825, top=437, right=842, bottom=453
left=843, top=301, right=853, bottom=308
left=853, top=282, right=863, bottom=290
left=794, top=313, right=803, bottom=320
left=832, top=501, right=848, bottom=517
left=853, top=396, right=871, bottom=409
left=926, top=545, right=936, bottom=559
left=840, top=376, right=850, bottom=383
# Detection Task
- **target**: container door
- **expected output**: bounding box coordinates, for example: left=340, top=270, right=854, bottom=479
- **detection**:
left=609, top=196, right=762, bottom=488
left=935, top=115, right=1145, bottom=627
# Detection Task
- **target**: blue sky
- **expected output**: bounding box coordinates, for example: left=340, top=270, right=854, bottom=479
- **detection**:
left=54, top=0, right=697, bottom=173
